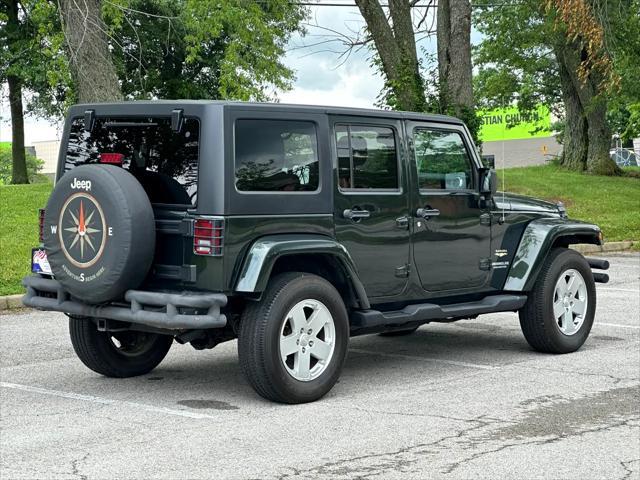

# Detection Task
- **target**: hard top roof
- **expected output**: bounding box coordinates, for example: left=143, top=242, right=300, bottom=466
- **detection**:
left=69, top=100, right=464, bottom=125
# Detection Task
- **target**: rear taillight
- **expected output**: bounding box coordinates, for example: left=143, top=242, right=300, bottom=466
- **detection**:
left=39, top=208, right=46, bottom=243
left=193, top=217, right=224, bottom=256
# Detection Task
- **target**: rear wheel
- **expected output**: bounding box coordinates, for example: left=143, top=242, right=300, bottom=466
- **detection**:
left=238, top=272, right=349, bottom=404
left=519, top=248, right=596, bottom=353
left=69, top=317, right=173, bottom=377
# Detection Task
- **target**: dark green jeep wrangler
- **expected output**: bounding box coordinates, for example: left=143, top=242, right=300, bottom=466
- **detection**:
left=23, top=101, right=610, bottom=403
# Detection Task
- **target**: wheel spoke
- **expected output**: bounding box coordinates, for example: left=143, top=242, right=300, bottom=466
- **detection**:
left=295, top=349, right=311, bottom=380
left=553, top=299, right=565, bottom=319
left=311, top=339, right=332, bottom=362
left=307, top=307, right=330, bottom=334
left=573, top=298, right=587, bottom=316
left=280, top=334, right=299, bottom=359
left=566, top=273, right=579, bottom=296
left=562, top=311, right=575, bottom=334
left=556, top=278, right=568, bottom=297
left=289, top=304, right=307, bottom=333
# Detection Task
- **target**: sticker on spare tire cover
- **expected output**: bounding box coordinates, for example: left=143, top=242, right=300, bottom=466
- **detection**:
left=55, top=189, right=112, bottom=282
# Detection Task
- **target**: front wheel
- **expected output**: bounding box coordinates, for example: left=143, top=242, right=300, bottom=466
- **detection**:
left=238, top=272, right=349, bottom=403
left=519, top=248, right=596, bottom=353
left=69, top=317, right=173, bottom=377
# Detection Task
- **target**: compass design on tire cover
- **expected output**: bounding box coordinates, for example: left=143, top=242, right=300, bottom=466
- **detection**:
left=58, top=192, right=107, bottom=268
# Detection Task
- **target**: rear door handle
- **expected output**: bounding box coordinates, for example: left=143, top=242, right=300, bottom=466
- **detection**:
left=416, top=208, right=440, bottom=219
left=343, top=209, right=371, bottom=220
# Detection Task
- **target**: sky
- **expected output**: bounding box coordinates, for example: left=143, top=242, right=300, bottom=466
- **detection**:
left=0, top=2, right=456, bottom=145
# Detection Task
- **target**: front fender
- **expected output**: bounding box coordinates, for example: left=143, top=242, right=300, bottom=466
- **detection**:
left=503, top=218, right=602, bottom=291
left=235, top=234, right=369, bottom=308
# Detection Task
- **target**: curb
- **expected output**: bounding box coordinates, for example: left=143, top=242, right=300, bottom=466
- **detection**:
left=571, top=241, right=636, bottom=254
left=0, top=294, right=24, bottom=312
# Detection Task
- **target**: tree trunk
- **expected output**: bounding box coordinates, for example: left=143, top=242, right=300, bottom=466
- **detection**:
left=555, top=39, right=621, bottom=175
left=59, top=0, right=123, bottom=103
left=355, top=0, right=426, bottom=112
left=437, top=0, right=473, bottom=114
left=7, top=75, right=29, bottom=184
left=555, top=44, right=587, bottom=171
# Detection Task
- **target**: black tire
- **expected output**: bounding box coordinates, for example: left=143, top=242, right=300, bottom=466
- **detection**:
left=69, top=317, right=173, bottom=377
left=519, top=248, right=596, bottom=353
left=379, top=326, right=419, bottom=337
left=44, top=164, right=155, bottom=304
left=238, top=272, right=349, bottom=404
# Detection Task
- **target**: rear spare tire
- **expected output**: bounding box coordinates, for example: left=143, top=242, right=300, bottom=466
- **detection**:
left=43, top=164, right=155, bottom=304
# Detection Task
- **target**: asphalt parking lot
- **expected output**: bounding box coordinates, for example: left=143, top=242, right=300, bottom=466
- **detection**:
left=1, top=252, right=638, bottom=480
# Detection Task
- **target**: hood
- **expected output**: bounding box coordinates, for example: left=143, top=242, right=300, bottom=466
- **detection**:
left=494, top=192, right=562, bottom=216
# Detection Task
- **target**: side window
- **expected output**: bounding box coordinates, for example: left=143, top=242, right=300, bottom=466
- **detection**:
left=413, top=128, right=474, bottom=190
left=235, top=119, right=319, bottom=192
left=335, top=125, right=399, bottom=190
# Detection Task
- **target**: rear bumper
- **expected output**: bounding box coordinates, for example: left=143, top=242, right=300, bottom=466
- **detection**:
left=22, top=275, right=227, bottom=330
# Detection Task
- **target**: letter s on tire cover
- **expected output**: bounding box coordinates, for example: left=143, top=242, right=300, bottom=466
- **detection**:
left=43, top=164, right=155, bottom=304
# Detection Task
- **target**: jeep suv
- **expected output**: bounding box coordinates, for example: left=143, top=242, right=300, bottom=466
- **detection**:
left=23, top=101, right=610, bottom=403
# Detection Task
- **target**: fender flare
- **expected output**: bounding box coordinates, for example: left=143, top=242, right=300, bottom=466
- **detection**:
left=503, top=218, right=602, bottom=291
left=235, top=234, right=370, bottom=309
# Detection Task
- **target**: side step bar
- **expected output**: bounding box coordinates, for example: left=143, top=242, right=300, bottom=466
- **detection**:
left=586, top=257, right=610, bottom=284
left=351, top=294, right=527, bottom=331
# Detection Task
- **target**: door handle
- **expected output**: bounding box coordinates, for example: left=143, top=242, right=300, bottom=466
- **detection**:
left=416, top=207, right=440, bottom=219
left=343, top=209, right=371, bottom=220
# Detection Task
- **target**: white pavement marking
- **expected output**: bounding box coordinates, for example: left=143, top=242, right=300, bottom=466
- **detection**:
left=597, top=287, right=640, bottom=293
left=349, top=348, right=497, bottom=370
left=596, top=322, right=640, bottom=330
left=0, top=382, right=220, bottom=420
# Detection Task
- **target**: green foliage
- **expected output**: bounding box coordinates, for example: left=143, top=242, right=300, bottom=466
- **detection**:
left=499, top=164, right=640, bottom=241
left=0, top=183, right=52, bottom=295
left=103, top=0, right=306, bottom=101
left=0, top=0, right=73, bottom=118
left=0, top=144, right=44, bottom=185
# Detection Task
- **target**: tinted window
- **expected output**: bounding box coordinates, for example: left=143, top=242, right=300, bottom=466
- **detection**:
left=235, top=120, right=319, bottom=192
left=65, top=117, right=199, bottom=205
left=336, top=125, right=399, bottom=190
left=413, top=129, right=473, bottom=190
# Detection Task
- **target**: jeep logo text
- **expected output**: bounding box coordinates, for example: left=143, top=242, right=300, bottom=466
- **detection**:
left=70, top=178, right=92, bottom=191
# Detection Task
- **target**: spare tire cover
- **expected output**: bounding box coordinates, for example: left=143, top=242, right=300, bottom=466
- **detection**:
left=43, top=164, right=155, bottom=304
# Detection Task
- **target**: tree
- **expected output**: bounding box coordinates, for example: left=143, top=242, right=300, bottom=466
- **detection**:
left=58, top=0, right=123, bottom=102
left=436, top=0, right=473, bottom=117
left=353, top=0, right=477, bottom=139
left=475, top=0, right=632, bottom=175
left=1, top=0, right=70, bottom=184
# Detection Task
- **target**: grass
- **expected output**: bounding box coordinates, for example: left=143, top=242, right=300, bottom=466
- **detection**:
left=0, top=183, right=52, bottom=295
left=0, top=165, right=638, bottom=296
left=499, top=164, right=640, bottom=242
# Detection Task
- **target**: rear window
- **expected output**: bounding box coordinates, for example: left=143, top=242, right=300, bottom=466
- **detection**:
left=64, top=117, right=200, bottom=206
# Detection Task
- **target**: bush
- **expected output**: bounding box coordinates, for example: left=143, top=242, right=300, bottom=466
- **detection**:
left=0, top=144, right=45, bottom=184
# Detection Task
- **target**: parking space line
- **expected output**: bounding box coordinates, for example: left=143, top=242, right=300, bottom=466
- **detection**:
left=0, top=382, right=219, bottom=420
left=597, top=288, right=640, bottom=293
left=596, top=322, right=640, bottom=330
left=349, top=348, right=497, bottom=370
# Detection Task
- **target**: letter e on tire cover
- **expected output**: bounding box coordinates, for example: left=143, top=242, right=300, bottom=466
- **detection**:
left=43, top=164, right=155, bottom=304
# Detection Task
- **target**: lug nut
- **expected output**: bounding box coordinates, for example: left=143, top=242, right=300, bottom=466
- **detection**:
left=309, top=341, right=314, bottom=346
left=302, top=347, right=306, bottom=353
left=307, top=329, right=312, bottom=334
left=300, top=328, right=304, bottom=333
left=296, top=339, right=299, bottom=345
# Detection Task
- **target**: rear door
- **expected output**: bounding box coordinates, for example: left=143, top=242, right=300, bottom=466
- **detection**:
left=407, top=121, right=492, bottom=294
left=331, top=116, right=410, bottom=299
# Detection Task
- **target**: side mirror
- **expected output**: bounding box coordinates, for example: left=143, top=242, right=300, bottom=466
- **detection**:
left=481, top=154, right=495, bottom=169
left=479, top=168, right=497, bottom=197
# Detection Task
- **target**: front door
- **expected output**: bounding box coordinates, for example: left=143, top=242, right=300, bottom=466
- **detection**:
left=332, top=117, right=410, bottom=299
left=408, top=122, right=491, bottom=294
